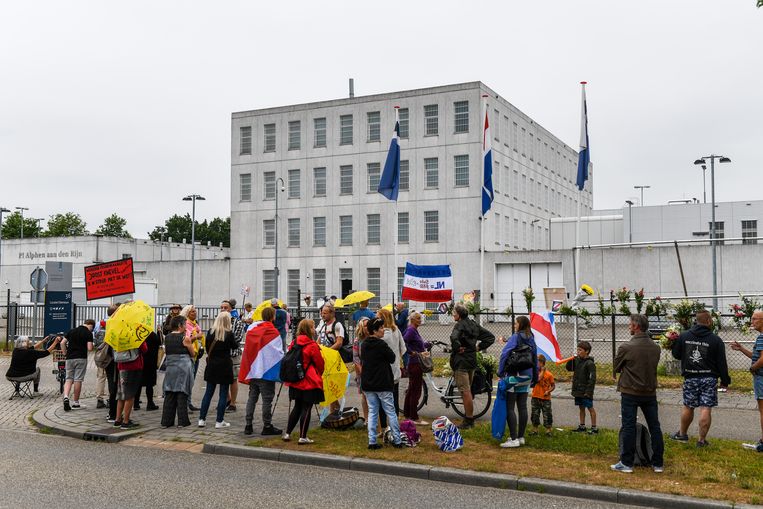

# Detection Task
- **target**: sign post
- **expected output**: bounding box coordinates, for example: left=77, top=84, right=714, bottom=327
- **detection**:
left=44, top=262, right=74, bottom=336
left=30, top=266, right=48, bottom=339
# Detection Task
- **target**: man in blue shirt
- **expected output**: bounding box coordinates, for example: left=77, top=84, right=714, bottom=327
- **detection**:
left=731, top=310, right=763, bottom=453
left=352, top=300, right=376, bottom=323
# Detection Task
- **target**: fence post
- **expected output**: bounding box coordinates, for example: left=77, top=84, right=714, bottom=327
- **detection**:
left=4, top=288, right=9, bottom=351
left=610, top=291, right=617, bottom=377
left=510, top=292, right=515, bottom=334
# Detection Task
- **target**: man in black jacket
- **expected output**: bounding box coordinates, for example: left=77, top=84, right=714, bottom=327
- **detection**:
left=670, top=309, right=731, bottom=447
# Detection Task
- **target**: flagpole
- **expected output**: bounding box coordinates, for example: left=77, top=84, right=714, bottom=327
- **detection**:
left=574, top=81, right=590, bottom=349
left=480, top=95, right=488, bottom=322
left=393, top=106, right=400, bottom=305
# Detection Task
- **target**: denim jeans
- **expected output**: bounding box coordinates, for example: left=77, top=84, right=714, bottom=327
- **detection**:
left=365, top=390, right=401, bottom=445
left=620, top=393, right=664, bottom=467
left=199, top=383, right=229, bottom=423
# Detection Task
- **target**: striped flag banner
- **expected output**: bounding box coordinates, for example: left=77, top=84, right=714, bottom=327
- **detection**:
left=401, top=262, right=453, bottom=303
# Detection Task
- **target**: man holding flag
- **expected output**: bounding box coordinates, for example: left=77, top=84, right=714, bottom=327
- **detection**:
left=239, top=306, right=284, bottom=436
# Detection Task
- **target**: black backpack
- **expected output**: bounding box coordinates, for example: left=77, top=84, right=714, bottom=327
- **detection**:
left=618, top=422, right=654, bottom=466
left=320, top=320, right=353, bottom=363
left=504, top=334, right=534, bottom=375
left=280, top=340, right=306, bottom=383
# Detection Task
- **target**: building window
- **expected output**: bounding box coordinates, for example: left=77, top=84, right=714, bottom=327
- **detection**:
left=314, top=117, right=326, bottom=148
left=239, top=126, right=252, bottom=155
left=398, top=212, right=409, bottom=243
left=709, top=221, right=725, bottom=245
left=397, top=266, right=406, bottom=301
left=399, top=160, right=410, bottom=191
left=367, top=268, right=381, bottom=307
left=512, top=122, right=518, bottom=152
left=263, top=219, right=275, bottom=248
left=288, top=169, right=301, bottom=199
left=264, top=123, right=276, bottom=152
left=287, top=269, right=300, bottom=306
left=340, top=165, right=353, bottom=195
left=313, top=167, right=326, bottom=197
left=494, top=212, right=501, bottom=245
left=340, top=215, right=353, bottom=246
left=454, top=100, right=469, bottom=133
left=262, top=270, right=276, bottom=300
left=313, top=217, right=326, bottom=247
left=424, top=210, right=439, bottom=242
left=513, top=218, right=519, bottom=248
left=339, top=268, right=353, bottom=288
left=367, top=162, right=380, bottom=193
left=367, top=214, right=381, bottom=244
left=288, top=218, right=300, bottom=247
left=742, top=220, right=757, bottom=245
left=288, top=121, right=301, bottom=150
left=424, top=104, right=438, bottom=135
left=313, top=268, right=326, bottom=299
left=493, top=160, right=500, bottom=193
left=398, top=108, right=409, bottom=139
left=424, top=157, right=439, bottom=188
left=454, top=154, right=469, bottom=187
left=264, top=171, right=276, bottom=200
left=239, top=173, right=251, bottom=202
left=504, top=216, right=511, bottom=247
left=340, top=114, right=353, bottom=145
left=367, top=111, right=380, bottom=142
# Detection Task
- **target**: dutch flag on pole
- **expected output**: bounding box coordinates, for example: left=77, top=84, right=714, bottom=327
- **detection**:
left=377, top=110, right=401, bottom=201
left=576, top=82, right=590, bottom=191
left=482, top=107, right=494, bottom=216
left=530, top=311, right=562, bottom=363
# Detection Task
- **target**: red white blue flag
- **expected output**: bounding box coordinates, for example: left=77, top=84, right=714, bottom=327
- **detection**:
left=401, top=263, right=453, bottom=303
left=530, top=311, right=562, bottom=363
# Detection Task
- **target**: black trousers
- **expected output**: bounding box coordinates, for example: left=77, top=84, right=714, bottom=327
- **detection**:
left=161, top=392, right=190, bottom=427
left=106, top=362, right=118, bottom=421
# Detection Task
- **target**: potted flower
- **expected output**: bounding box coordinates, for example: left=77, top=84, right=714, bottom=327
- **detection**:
left=659, top=324, right=682, bottom=375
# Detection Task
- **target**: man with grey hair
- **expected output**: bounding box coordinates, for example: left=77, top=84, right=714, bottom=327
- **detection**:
left=731, top=310, right=763, bottom=453
left=6, top=335, right=62, bottom=394
left=611, top=314, right=664, bottom=473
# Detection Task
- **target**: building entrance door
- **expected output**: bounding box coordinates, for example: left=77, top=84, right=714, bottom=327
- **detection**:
left=341, top=279, right=352, bottom=299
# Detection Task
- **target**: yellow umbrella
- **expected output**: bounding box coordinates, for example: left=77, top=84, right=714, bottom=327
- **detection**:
left=341, top=290, right=376, bottom=306
left=333, top=298, right=345, bottom=308
left=381, top=303, right=393, bottom=311
left=104, top=300, right=154, bottom=352
left=319, top=345, right=349, bottom=406
left=252, top=298, right=284, bottom=321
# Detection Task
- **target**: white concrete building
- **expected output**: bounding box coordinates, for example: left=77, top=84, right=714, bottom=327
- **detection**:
left=230, top=82, right=592, bottom=307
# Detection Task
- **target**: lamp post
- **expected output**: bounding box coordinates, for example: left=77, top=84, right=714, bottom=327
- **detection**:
left=0, top=207, right=10, bottom=287
left=15, top=206, right=29, bottom=239
left=633, top=186, right=650, bottom=206
left=273, top=177, right=285, bottom=298
left=694, top=155, right=731, bottom=310
left=182, top=194, right=206, bottom=304
left=34, top=218, right=44, bottom=237
left=699, top=164, right=707, bottom=204
left=625, top=200, right=634, bottom=243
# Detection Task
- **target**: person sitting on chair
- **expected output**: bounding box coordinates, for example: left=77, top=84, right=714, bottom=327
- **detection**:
left=6, top=335, right=62, bottom=393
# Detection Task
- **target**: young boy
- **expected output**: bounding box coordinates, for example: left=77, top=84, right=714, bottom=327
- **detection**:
left=565, top=341, right=598, bottom=434
left=530, top=354, right=555, bottom=436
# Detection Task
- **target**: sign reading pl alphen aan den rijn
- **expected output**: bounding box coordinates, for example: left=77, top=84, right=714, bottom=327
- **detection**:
left=84, top=258, right=135, bottom=301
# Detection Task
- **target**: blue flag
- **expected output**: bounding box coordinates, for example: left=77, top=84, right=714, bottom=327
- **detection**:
left=482, top=108, right=494, bottom=216
left=377, top=119, right=400, bottom=201
left=576, top=83, right=590, bottom=191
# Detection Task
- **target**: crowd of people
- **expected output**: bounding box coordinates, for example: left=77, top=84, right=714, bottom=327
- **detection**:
left=5, top=298, right=763, bottom=466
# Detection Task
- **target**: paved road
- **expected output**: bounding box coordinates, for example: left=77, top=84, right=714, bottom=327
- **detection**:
left=0, top=430, right=642, bottom=509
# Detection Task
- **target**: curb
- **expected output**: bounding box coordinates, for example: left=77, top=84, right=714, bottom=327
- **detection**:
left=30, top=406, right=149, bottom=443
left=202, top=443, right=745, bottom=509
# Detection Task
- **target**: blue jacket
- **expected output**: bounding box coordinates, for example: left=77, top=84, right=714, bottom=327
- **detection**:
left=498, top=331, right=538, bottom=385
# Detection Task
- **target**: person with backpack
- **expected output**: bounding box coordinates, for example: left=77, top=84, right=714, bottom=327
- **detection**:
left=198, top=311, right=239, bottom=429
left=282, top=319, right=324, bottom=444
left=317, top=302, right=347, bottom=415
left=611, top=314, right=664, bottom=473
left=498, top=315, right=538, bottom=448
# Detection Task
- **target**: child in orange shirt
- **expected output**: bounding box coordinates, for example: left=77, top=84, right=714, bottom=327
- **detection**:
left=529, top=354, right=556, bottom=436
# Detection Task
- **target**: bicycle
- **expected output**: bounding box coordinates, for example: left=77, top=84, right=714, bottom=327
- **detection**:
left=415, top=340, right=493, bottom=419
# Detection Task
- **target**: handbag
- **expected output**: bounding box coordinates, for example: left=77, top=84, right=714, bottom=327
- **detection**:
left=505, top=335, right=534, bottom=374
left=419, top=351, right=434, bottom=373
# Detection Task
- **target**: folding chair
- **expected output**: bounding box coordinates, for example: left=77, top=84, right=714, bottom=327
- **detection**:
left=7, top=376, right=35, bottom=400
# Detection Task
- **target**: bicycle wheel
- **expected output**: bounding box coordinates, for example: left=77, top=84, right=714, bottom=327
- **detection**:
left=448, top=378, right=492, bottom=419
left=416, top=381, right=429, bottom=412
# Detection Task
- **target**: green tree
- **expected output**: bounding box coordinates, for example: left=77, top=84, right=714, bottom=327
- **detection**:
left=148, top=214, right=230, bottom=247
left=1, top=211, right=42, bottom=239
left=45, top=213, right=89, bottom=237
left=95, top=213, right=132, bottom=238
left=206, top=217, right=231, bottom=247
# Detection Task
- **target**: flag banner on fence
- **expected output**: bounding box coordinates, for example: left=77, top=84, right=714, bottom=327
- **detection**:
left=238, top=321, right=283, bottom=383
left=401, top=263, right=453, bottom=303
left=530, top=310, right=562, bottom=363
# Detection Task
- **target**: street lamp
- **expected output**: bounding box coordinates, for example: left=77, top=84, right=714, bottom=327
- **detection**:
left=694, top=155, right=731, bottom=310
left=182, top=194, right=206, bottom=304
left=273, top=177, right=285, bottom=298
left=633, top=186, right=650, bottom=206
left=625, top=200, right=634, bottom=243
left=15, top=206, right=29, bottom=239
left=699, top=164, right=707, bottom=204
left=0, top=207, right=10, bottom=287
left=34, top=218, right=44, bottom=237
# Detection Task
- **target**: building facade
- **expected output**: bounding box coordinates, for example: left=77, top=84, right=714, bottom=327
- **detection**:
left=230, top=82, right=592, bottom=307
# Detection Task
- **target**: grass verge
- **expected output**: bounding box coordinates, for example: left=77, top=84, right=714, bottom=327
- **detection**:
left=248, top=420, right=762, bottom=505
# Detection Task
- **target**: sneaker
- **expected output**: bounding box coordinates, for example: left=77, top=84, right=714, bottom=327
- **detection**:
left=527, top=430, right=538, bottom=436
left=107, top=418, right=115, bottom=424
left=96, top=399, right=107, bottom=409
left=351, top=418, right=366, bottom=430
left=282, top=433, right=290, bottom=442
left=146, top=403, right=159, bottom=411
left=113, top=421, right=122, bottom=428
left=244, top=424, right=253, bottom=435
left=63, top=398, right=71, bottom=412
left=261, top=424, right=283, bottom=436
left=391, top=442, right=404, bottom=449
left=696, top=440, right=710, bottom=448
left=198, top=419, right=206, bottom=427
left=669, top=432, right=689, bottom=442
left=610, top=461, right=633, bottom=473
left=225, top=404, right=237, bottom=413
left=500, top=439, right=521, bottom=448
left=458, top=419, right=475, bottom=430
left=71, top=402, right=85, bottom=409
left=120, top=421, right=138, bottom=430
left=653, top=465, right=664, bottom=473
left=518, top=437, right=526, bottom=445
left=413, top=419, right=429, bottom=426
left=588, top=426, right=599, bottom=435
left=545, top=431, right=553, bottom=437
left=215, top=421, right=231, bottom=429
left=572, top=424, right=587, bottom=433
left=133, top=402, right=141, bottom=410
left=298, top=437, right=314, bottom=445
left=756, top=442, right=763, bottom=453
left=368, top=443, right=383, bottom=450
left=188, top=404, right=199, bottom=412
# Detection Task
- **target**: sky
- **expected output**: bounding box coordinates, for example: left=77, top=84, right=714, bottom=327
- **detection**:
left=1, top=1, right=761, bottom=237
